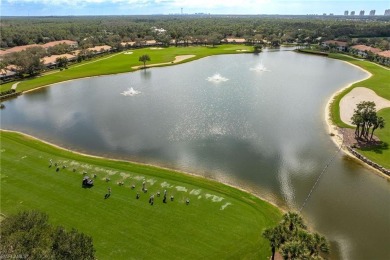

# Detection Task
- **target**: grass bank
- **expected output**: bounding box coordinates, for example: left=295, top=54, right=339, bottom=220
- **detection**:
left=0, top=131, right=281, bottom=259
left=327, top=53, right=390, bottom=168
left=0, top=45, right=253, bottom=93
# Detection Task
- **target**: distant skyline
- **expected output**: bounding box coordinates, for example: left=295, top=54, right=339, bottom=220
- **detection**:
left=1, top=0, right=389, bottom=16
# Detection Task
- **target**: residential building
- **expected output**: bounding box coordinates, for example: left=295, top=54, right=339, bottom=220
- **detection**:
left=344, top=10, right=349, bottom=16
left=350, top=11, right=355, bottom=16
left=359, top=10, right=365, bottom=16
left=0, top=40, right=78, bottom=57
left=41, top=54, right=76, bottom=67
left=350, top=45, right=381, bottom=57
left=369, top=10, right=376, bottom=16
left=321, top=40, right=348, bottom=52
left=87, top=45, right=112, bottom=54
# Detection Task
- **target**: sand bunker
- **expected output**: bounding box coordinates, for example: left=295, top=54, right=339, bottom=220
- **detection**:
left=123, top=51, right=133, bottom=55
left=236, top=49, right=249, bottom=52
left=173, top=55, right=195, bottom=63
left=150, top=47, right=164, bottom=50
left=340, top=87, right=390, bottom=126
left=131, top=55, right=195, bottom=69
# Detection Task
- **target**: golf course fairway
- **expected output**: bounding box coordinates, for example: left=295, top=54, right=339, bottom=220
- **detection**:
left=0, top=131, right=282, bottom=259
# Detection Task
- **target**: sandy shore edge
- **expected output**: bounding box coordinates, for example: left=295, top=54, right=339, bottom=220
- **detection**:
left=324, top=61, right=389, bottom=179
left=0, top=129, right=285, bottom=212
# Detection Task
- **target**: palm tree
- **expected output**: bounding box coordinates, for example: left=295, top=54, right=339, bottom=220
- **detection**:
left=370, top=116, right=385, bottom=141
left=281, top=212, right=306, bottom=233
left=310, top=233, right=330, bottom=257
left=139, top=54, right=151, bottom=69
left=351, top=112, right=363, bottom=137
left=263, top=212, right=329, bottom=260
left=280, top=240, right=307, bottom=259
left=263, top=226, right=284, bottom=260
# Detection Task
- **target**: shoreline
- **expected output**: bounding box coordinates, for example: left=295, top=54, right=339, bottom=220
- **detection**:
left=324, top=61, right=390, bottom=179
left=0, top=129, right=286, bottom=212
left=23, top=55, right=197, bottom=94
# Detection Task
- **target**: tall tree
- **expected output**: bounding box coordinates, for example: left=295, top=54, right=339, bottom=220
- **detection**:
left=263, top=212, right=329, bottom=260
left=139, top=54, right=151, bottom=69
left=263, top=225, right=284, bottom=260
left=370, top=116, right=385, bottom=141
left=350, top=101, right=384, bottom=141
left=0, top=210, right=95, bottom=259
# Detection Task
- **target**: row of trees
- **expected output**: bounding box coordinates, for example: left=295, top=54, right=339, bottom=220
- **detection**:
left=2, top=16, right=390, bottom=49
left=351, top=101, right=385, bottom=141
left=263, top=212, right=329, bottom=260
left=1, top=210, right=95, bottom=259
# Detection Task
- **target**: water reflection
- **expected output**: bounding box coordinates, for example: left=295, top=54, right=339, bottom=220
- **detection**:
left=2, top=51, right=389, bottom=260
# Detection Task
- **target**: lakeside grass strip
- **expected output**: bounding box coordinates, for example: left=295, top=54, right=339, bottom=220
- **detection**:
left=0, top=131, right=281, bottom=259
left=327, top=53, right=390, bottom=169
left=0, top=45, right=253, bottom=92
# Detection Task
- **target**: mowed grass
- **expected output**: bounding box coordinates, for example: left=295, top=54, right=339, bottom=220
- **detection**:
left=328, top=54, right=390, bottom=167
left=329, top=53, right=390, bottom=127
left=358, top=108, right=390, bottom=169
left=0, top=131, right=281, bottom=259
left=0, top=45, right=253, bottom=93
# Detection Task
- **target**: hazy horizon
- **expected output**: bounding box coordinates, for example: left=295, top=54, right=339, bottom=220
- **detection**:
left=2, top=0, right=389, bottom=16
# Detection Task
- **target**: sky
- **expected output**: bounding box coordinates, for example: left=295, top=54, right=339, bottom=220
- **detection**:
left=1, top=0, right=389, bottom=16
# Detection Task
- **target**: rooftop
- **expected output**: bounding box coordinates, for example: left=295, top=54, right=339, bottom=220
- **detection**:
left=351, top=45, right=382, bottom=53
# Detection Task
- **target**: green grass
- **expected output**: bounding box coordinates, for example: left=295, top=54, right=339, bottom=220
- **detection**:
left=0, top=45, right=253, bottom=93
left=358, top=108, right=390, bottom=169
left=327, top=53, right=390, bottom=168
left=0, top=131, right=281, bottom=259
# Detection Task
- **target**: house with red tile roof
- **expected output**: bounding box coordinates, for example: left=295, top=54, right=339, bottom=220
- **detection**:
left=0, top=40, right=78, bottom=57
left=0, top=44, right=40, bottom=56
left=223, top=38, right=247, bottom=43
left=377, top=50, right=390, bottom=58
left=41, top=54, right=76, bottom=67
left=321, top=40, right=348, bottom=51
left=42, top=40, right=78, bottom=49
left=350, top=45, right=382, bottom=57
left=87, top=45, right=112, bottom=53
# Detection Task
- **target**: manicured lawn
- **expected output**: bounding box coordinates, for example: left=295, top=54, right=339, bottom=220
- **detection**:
left=0, top=45, right=253, bottom=93
left=329, top=54, right=390, bottom=127
left=358, top=108, right=390, bottom=169
left=0, top=131, right=281, bottom=259
left=326, top=54, right=390, bottom=168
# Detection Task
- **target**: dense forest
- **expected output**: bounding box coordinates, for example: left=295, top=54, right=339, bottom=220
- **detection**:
left=1, top=15, right=390, bottom=49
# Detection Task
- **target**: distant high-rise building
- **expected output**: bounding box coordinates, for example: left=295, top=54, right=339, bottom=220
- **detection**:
left=344, top=10, right=349, bottom=16
left=369, top=10, right=375, bottom=16
left=359, top=10, right=365, bottom=16
left=329, top=13, right=334, bottom=16
left=385, top=9, right=390, bottom=16
left=351, top=11, right=355, bottom=16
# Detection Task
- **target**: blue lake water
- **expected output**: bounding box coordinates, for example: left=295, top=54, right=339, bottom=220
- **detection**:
left=2, top=50, right=389, bottom=259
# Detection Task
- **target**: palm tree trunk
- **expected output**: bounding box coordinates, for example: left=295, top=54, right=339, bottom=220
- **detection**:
left=355, top=124, right=360, bottom=137
left=370, top=127, right=377, bottom=141
left=360, top=123, right=366, bottom=138
left=271, top=247, right=275, bottom=260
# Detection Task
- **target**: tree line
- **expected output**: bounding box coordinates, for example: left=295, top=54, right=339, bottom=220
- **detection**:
left=1, top=15, right=389, bottom=49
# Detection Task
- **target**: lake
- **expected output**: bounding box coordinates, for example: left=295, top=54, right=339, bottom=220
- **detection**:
left=2, top=49, right=389, bottom=259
